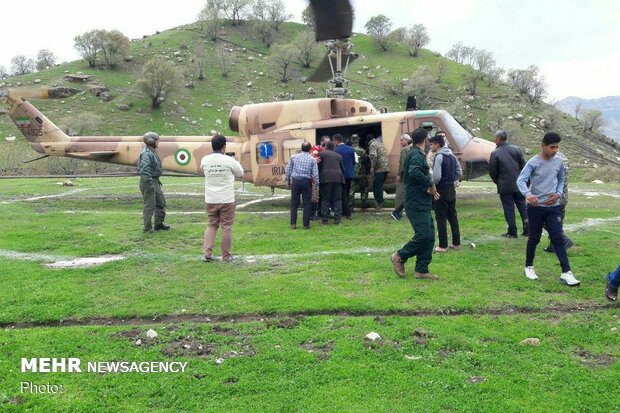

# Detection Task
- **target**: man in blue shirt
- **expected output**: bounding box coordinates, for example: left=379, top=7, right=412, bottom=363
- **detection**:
left=517, top=132, right=580, bottom=286
left=334, top=134, right=356, bottom=220
left=285, top=141, right=319, bottom=229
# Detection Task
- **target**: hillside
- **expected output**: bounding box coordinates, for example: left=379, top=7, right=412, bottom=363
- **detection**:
left=556, top=96, right=620, bottom=143
left=1, top=20, right=619, bottom=175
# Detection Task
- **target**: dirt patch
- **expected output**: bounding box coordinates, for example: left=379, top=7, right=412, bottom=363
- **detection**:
left=300, top=340, right=335, bottom=360
left=3, top=396, right=24, bottom=405
left=160, top=338, right=218, bottom=357
left=269, top=316, right=303, bottom=329
left=438, top=348, right=454, bottom=359
left=211, top=326, right=242, bottom=337
left=112, top=328, right=143, bottom=341
left=575, top=349, right=615, bottom=368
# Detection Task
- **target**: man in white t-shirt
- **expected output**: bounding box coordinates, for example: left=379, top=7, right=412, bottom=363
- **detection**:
left=200, top=134, right=244, bottom=262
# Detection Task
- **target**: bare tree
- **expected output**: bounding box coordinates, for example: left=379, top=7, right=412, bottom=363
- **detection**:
left=486, top=66, right=504, bottom=86
left=461, top=46, right=478, bottom=67
left=389, top=27, right=407, bottom=43
left=251, top=0, right=276, bottom=46
left=10, top=55, right=35, bottom=76
left=295, top=29, right=320, bottom=68
left=580, top=110, right=604, bottom=133
left=36, top=49, right=57, bottom=71
left=574, top=102, right=583, bottom=119
left=198, top=1, right=224, bottom=41
left=74, top=29, right=106, bottom=67
left=435, top=60, right=448, bottom=83
left=214, top=44, right=232, bottom=77
left=473, top=49, right=495, bottom=74
left=405, top=24, right=430, bottom=57
left=507, top=65, right=547, bottom=103
left=365, top=14, right=393, bottom=52
left=137, top=56, right=180, bottom=108
left=270, top=43, right=297, bottom=82
left=221, top=0, right=251, bottom=26
left=0, top=65, right=8, bottom=79
left=266, top=0, right=291, bottom=31
left=195, top=46, right=207, bottom=80
left=447, top=41, right=466, bottom=64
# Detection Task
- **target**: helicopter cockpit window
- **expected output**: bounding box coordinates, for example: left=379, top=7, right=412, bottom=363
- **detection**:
left=440, top=112, right=473, bottom=149
left=256, top=141, right=278, bottom=165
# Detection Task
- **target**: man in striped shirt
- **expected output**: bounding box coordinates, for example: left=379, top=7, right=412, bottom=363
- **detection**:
left=285, top=142, right=320, bottom=229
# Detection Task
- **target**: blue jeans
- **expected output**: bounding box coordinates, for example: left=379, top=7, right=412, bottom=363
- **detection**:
left=526, top=205, right=570, bottom=273
left=290, top=178, right=312, bottom=227
left=608, top=264, right=620, bottom=288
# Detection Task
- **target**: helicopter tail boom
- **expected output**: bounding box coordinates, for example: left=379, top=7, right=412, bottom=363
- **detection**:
left=6, top=89, right=70, bottom=144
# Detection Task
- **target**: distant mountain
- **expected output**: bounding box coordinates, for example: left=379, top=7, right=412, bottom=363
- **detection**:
left=556, top=96, right=620, bottom=142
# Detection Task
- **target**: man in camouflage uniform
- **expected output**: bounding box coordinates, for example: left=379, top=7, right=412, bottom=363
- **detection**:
left=391, top=133, right=413, bottom=221
left=367, top=134, right=390, bottom=210
left=349, top=134, right=371, bottom=211
left=138, top=132, right=169, bottom=232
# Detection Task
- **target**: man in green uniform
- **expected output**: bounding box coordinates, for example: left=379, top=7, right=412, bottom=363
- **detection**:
left=390, top=128, right=438, bottom=280
left=390, top=133, right=413, bottom=220
left=138, top=132, right=169, bottom=232
left=350, top=134, right=371, bottom=211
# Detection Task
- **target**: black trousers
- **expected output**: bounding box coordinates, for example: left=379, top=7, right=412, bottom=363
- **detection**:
left=321, top=182, right=342, bottom=222
left=434, top=185, right=460, bottom=248
left=341, top=178, right=352, bottom=218
left=290, top=178, right=313, bottom=227
left=499, top=191, right=528, bottom=236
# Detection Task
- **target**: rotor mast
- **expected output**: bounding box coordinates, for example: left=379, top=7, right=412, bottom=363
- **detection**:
left=324, top=39, right=352, bottom=98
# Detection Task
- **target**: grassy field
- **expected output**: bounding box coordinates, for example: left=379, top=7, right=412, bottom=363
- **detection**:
left=0, top=176, right=618, bottom=412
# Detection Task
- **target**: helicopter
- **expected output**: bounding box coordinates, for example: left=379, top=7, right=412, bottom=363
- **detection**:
left=2, top=0, right=495, bottom=191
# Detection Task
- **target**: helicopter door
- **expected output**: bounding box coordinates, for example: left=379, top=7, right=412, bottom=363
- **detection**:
left=251, top=132, right=298, bottom=188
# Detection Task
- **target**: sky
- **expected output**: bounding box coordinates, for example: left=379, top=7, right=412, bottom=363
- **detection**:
left=1, top=0, right=619, bottom=101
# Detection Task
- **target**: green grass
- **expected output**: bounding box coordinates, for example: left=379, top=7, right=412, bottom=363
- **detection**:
left=0, top=177, right=618, bottom=411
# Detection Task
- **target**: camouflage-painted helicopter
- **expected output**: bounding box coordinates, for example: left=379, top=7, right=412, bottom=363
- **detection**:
left=3, top=0, right=495, bottom=190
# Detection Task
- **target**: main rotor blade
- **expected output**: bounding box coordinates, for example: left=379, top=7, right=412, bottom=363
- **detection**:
left=310, top=0, right=353, bottom=41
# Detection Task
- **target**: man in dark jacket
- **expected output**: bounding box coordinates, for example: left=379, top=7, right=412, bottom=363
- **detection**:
left=138, top=132, right=169, bottom=232
left=488, top=130, right=528, bottom=238
left=390, top=128, right=439, bottom=280
left=334, top=134, right=356, bottom=219
left=319, top=141, right=346, bottom=224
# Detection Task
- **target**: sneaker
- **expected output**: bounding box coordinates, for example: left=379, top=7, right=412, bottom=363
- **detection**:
left=414, top=272, right=439, bottom=280
left=390, top=252, right=406, bottom=277
left=434, top=246, right=448, bottom=253
left=501, top=233, right=518, bottom=239
left=524, top=266, right=538, bottom=280
left=605, top=281, right=618, bottom=302
left=201, top=256, right=213, bottom=263
left=390, top=211, right=401, bottom=221
left=449, top=244, right=461, bottom=251
left=154, top=223, right=171, bottom=231
left=560, top=271, right=580, bottom=286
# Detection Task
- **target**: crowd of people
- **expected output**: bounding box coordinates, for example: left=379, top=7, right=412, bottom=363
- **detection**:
left=137, top=129, right=617, bottom=300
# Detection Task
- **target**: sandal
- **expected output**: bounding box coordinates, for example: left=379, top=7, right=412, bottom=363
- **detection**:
left=605, top=282, right=618, bottom=302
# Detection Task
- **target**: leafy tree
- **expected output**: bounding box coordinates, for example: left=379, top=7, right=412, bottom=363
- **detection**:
left=473, top=49, right=495, bottom=74
left=464, top=70, right=484, bottom=96
left=295, top=29, right=320, bottom=68
left=485, top=66, right=504, bottom=86
left=198, top=1, right=223, bottom=41
left=301, top=5, right=315, bottom=28
left=461, top=46, right=478, bottom=67
left=365, top=14, right=393, bottom=52
left=195, top=46, right=207, bottom=80
left=74, top=29, right=107, bottom=68
left=36, top=49, right=57, bottom=71
left=270, top=43, right=297, bottom=82
left=403, top=66, right=437, bottom=108
left=10, top=55, right=35, bottom=76
left=98, top=30, right=130, bottom=68
left=580, top=110, right=604, bottom=133
left=266, top=0, right=291, bottom=31
left=389, top=27, right=407, bottom=43
left=137, top=56, right=180, bottom=109
left=405, top=24, right=430, bottom=57
left=0, top=65, right=8, bottom=79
